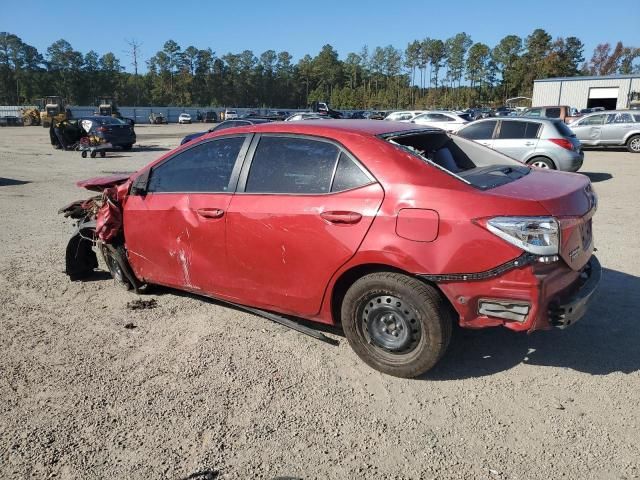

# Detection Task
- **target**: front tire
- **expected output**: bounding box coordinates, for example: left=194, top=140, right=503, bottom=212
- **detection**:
left=627, top=135, right=640, bottom=153
left=341, top=272, right=453, bottom=378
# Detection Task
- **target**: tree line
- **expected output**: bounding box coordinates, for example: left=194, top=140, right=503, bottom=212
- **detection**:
left=0, top=30, right=638, bottom=110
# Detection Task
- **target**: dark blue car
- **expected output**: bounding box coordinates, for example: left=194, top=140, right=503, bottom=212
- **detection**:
left=180, top=118, right=273, bottom=145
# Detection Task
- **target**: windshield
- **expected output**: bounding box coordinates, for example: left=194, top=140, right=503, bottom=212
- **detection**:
left=384, top=130, right=529, bottom=190
left=92, top=117, right=126, bottom=125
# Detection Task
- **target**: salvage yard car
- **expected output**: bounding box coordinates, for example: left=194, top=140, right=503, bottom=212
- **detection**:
left=456, top=117, right=583, bottom=171
left=568, top=110, right=640, bottom=153
left=61, top=120, right=600, bottom=378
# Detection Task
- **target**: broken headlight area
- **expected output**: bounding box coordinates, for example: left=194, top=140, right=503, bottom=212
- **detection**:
left=59, top=180, right=130, bottom=281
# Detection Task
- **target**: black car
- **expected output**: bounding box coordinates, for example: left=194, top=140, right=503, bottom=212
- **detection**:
left=81, top=116, right=136, bottom=149
left=180, top=118, right=273, bottom=145
left=203, top=111, right=218, bottom=122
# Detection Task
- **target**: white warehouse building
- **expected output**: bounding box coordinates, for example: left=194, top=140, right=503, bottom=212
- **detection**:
left=532, top=74, right=640, bottom=110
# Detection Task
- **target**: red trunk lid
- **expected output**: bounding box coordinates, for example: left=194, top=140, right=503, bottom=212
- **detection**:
left=490, top=170, right=596, bottom=270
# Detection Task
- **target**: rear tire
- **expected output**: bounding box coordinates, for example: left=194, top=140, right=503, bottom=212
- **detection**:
left=527, top=156, right=555, bottom=169
left=627, top=135, right=640, bottom=153
left=341, top=272, right=453, bottom=378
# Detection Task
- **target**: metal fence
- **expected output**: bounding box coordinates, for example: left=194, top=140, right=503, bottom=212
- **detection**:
left=0, top=105, right=309, bottom=123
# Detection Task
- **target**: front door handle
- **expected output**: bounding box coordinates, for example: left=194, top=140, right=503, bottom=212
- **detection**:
left=525, top=142, right=535, bottom=146
left=196, top=208, right=225, bottom=219
left=320, top=211, right=362, bottom=225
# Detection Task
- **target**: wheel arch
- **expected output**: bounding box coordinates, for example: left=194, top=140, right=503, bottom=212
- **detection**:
left=526, top=155, right=556, bottom=169
left=329, top=262, right=452, bottom=326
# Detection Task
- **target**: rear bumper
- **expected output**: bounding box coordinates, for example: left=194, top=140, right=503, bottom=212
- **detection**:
left=548, top=255, right=601, bottom=328
left=433, top=254, right=600, bottom=332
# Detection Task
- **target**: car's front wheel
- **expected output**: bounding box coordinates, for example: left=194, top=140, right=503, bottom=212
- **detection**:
left=341, top=272, right=453, bottom=378
left=627, top=135, right=640, bottom=153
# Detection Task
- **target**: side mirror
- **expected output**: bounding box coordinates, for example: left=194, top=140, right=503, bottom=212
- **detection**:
left=130, top=170, right=150, bottom=196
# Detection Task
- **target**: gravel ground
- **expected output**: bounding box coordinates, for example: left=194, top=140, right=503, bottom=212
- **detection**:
left=1, top=124, right=639, bottom=480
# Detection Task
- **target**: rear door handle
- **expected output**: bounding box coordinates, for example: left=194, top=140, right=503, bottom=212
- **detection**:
left=320, top=211, right=362, bottom=225
left=525, top=142, right=535, bottom=146
left=196, top=208, right=225, bottom=219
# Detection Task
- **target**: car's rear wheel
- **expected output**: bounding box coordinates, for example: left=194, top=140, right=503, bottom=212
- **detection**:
left=527, top=156, right=555, bottom=169
left=341, top=272, right=453, bottom=378
left=627, top=135, right=640, bottom=153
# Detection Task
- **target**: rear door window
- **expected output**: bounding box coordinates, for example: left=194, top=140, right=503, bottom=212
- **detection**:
left=525, top=108, right=542, bottom=117
left=458, top=121, right=497, bottom=140
left=148, top=136, right=245, bottom=193
left=331, top=153, right=372, bottom=192
left=497, top=121, right=540, bottom=139
left=607, top=113, right=633, bottom=124
left=245, top=136, right=340, bottom=194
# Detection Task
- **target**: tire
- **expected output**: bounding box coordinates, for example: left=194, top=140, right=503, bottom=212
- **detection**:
left=90, top=151, right=97, bottom=158
left=627, top=135, right=640, bottom=153
left=101, top=245, right=133, bottom=291
left=527, top=156, right=555, bottom=169
left=100, top=151, right=106, bottom=158
left=81, top=151, right=87, bottom=158
left=341, top=272, right=453, bottom=378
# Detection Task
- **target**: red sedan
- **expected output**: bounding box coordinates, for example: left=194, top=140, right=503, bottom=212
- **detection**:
left=62, top=120, right=600, bottom=378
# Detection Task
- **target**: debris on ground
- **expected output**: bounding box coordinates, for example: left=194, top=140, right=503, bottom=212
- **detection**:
left=124, top=322, right=137, bottom=329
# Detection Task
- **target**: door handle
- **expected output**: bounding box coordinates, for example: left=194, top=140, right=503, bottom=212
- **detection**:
left=320, top=211, right=362, bottom=225
left=525, top=142, right=535, bottom=146
left=196, top=208, right=225, bottom=219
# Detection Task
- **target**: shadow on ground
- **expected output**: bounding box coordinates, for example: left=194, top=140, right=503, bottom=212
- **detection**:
left=424, top=267, right=640, bottom=380
left=134, top=145, right=171, bottom=152
left=82, top=265, right=638, bottom=378
left=0, top=177, right=30, bottom=187
left=582, top=172, right=613, bottom=183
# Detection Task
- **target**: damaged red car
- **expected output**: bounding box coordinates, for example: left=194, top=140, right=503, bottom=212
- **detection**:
left=61, top=120, right=600, bottom=378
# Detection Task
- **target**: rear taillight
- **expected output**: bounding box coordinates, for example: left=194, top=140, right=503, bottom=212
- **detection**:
left=548, top=138, right=573, bottom=150
left=97, top=126, right=108, bottom=133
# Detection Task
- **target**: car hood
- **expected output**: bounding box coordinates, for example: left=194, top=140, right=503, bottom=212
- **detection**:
left=76, top=173, right=131, bottom=191
left=489, top=169, right=596, bottom=270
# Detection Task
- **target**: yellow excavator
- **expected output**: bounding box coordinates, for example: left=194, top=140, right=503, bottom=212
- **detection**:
left=40, top=96, right=70, bottom=128
left=21, top=103, right=42, bottom=126
left=95, top=97, right=121, bottom=118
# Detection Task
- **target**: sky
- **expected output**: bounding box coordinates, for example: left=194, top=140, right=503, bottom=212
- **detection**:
left=2, top=0, right=639, bottom=72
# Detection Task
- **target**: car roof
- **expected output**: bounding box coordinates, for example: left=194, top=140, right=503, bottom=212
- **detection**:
left=210, top=119, right=438, bottom=138
left=474, top=116, right=554, bottom=123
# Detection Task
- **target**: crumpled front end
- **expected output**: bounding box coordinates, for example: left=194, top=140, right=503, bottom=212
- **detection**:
left=59, top=177, right=131, bottom=280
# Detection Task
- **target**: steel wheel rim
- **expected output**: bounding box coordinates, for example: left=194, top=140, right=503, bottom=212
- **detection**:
left=362, top=295, right=421, bottom=353
left=531, top=160, right=550, bottom=169
left=630, top=138, right=640, bottom=152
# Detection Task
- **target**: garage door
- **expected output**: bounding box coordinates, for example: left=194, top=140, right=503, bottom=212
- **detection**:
left=587, top=87, right=619, bottom=110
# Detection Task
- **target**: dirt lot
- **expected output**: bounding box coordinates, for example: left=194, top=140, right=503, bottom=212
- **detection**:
left=1, top=124, right=639, bottom=480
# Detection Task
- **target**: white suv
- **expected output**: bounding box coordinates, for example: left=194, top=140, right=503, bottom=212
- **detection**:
left=224, top=109, right=239, bottom=120
left=178, top=113, right=191, bottom=124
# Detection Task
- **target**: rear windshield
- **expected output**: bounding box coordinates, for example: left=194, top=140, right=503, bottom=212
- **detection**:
left=553, top=121, right=576, bottom=137
left=90, top=117, right=126, bottom=125
left=384, top=130, right=529, bottom=190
